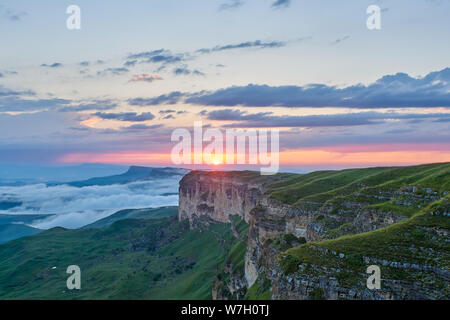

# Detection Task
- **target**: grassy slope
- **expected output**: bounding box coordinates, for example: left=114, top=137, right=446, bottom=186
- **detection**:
left=286, top=198, right=449, bottom=266
left=0, top=224, right=42, bottom=244
left=279, top=197, right=449, bottom=297
left=84, top=206, right=178, bottom=229
left=0, top=163, right=448, bottom=299
left=0, top=214, right=240, bottom=300
left=254, top=163, right=449, bottom=298
left=0, top=215, right=50, bottom=244
left=267, top=162, right=450, bottom=205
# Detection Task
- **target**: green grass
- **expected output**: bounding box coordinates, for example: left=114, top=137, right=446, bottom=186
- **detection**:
left=364, top=201, right=417, bottom=217
left=245, top=275, right=272, bottom=300
left=0, top=213, right=238, bottom=300
left=265, top=163, right=450, bottom=205
left=84, top=206, right=178, bottom=228
left=1, top=162, right=448, bottom=300
left=282, top=197, right=450, bottom=277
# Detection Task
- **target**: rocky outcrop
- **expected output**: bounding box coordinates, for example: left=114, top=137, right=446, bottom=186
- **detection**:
left=178, top=170, right=448, bottom=300
left=179, top=171, right=262, bottom=226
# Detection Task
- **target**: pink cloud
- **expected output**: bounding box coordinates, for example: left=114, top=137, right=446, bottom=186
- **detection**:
left=129, top=74, right=164, bottom=83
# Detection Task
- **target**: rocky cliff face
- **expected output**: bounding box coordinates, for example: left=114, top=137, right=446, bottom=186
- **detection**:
left=178, top=169, right=449, bottom=300
left=179, top=171, right=262, bottom=226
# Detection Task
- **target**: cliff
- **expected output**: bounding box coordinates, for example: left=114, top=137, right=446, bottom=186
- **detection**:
left=178, top=163, right=450, bottom=300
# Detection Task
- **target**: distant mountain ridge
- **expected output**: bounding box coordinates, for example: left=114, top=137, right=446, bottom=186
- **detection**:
left=0, top=224, right=42, bottom=244
left=0, top=214, right=52, bottom=244
left=63, top=166, right=189, bottom=187
left=0, top=163, right=127, bottom=185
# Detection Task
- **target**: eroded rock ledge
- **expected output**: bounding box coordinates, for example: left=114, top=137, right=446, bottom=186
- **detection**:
left=178, top=168, right=449, bottom=300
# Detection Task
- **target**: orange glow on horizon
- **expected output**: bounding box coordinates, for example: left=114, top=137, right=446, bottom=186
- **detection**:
left=59, top=145, right=450, bottom=168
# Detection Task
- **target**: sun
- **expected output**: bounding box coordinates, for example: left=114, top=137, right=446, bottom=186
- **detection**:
left=212, top=159, right=221, bottom=166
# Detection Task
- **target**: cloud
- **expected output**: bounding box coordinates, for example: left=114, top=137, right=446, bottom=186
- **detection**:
left=219, top=0, right=244, bottom=11
left=206, top=109, right=270, bottom=121
left=0, top=178, right=182, bottom=229
left=97, top=67, right=129, bottom=76
left=272, top=0, right=291, bottom=9
left=126, top=49, right=186, bottom=66
left=433, top=117, right=450, bottom=123
left=122, top=124, right=164, bottom=130
left=331, top=36, right=350, bottom=46
left=196, top=40, right=286, bottom=54
left=147, top=54, right=183, bottom=64
left=0, top=97, right=71, bottom=112
left=124, top=60, right=137, bottom=67
left=138, top=68, right=450, bottom=108
left=93, top=112, right=155, bottom=122
left=0, top=70, right=18, bottom=78
left=129, top=74, right=164, bottom=83
left=59, top=100, right=118, bottom=112
left=79, top=61, right=90, bottom=67
left=123, top=38, right=289, bottom=77
left=126, top=39, right=287, bottom=69
left=0, top=71, right=16, bottom=79
left=426, top=0, right=447, bottom=6
left=127, top=49, right=167, bottom=60
left=0, top=89, right=118, bottom=113
left=41, top=63, right=63, bottom=68
left=173, top=66, right=205, bottom=76
left=128, top=91, right=186, bottom=106
left=384, top=128, right=415, bottom=135
left=205, top=109, right=450, bottom=128
left=0, top=86, right=34, bottom=98
left=0, top=5, right=26, bottom=21
left=159, top=109, right=176, bottom=114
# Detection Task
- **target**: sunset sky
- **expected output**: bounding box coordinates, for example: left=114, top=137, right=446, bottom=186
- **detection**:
left=0, top=0, right=449, bottom=171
